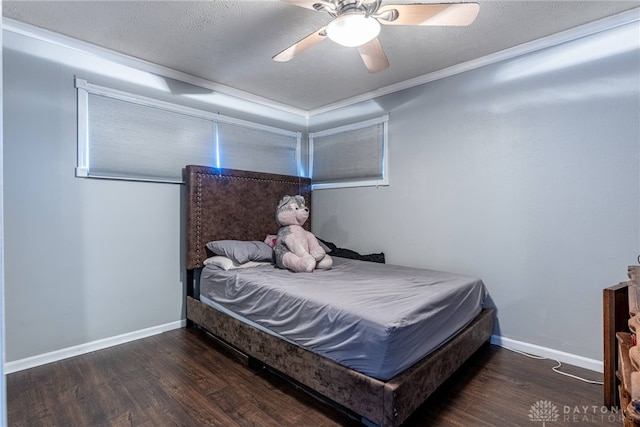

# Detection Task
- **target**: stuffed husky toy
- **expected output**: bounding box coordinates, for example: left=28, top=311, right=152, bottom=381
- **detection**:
left=274, top=195, right=332, bottom=273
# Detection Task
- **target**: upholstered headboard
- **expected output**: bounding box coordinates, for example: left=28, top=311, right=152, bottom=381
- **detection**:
left=185, top=165, right=312, bottom=270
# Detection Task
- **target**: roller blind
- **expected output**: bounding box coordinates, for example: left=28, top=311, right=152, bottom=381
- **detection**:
left=310, top=115, right=388, bottom=189
left=218, top=122, right=300, bottom=176
left=76, top=79, right=301, bottom=183
left=87, top=94, right=216, bottom=181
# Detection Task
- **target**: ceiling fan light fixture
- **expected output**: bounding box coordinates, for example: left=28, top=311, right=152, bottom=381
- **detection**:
left=326, top=14, right=381, bottom=47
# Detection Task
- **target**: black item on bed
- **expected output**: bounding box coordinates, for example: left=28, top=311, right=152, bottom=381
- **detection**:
left=318, top=238, right=385, bottom=264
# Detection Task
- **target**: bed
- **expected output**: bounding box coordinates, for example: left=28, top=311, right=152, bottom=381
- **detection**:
left=184, top=165, right=495, bottom=426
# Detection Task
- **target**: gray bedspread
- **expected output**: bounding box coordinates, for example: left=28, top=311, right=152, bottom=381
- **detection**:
left=200, top=257, right=487, bottom=380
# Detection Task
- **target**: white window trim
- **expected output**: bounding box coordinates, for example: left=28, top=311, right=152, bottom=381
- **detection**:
left=75, top=78, right=302, bottom=182
left=309, top=114, right=389, bottom=190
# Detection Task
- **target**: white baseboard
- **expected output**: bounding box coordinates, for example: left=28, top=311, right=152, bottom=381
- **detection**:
left=4, top=327, right=603, bottom=375
left=4, top=320, right=186, bottom=374
left=491, top=335, right=603, bottom=373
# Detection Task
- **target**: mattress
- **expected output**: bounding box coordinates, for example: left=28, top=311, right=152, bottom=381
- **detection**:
left=200, top=257, right=487, bottom=380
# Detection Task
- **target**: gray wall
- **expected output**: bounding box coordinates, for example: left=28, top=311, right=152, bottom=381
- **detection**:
left=311, top=21, right=640, bottom=362
left=2, top=29, right=305, bottom=362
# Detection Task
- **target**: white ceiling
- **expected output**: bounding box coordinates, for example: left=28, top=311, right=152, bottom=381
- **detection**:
left=3, top=0, right=639, bottom=112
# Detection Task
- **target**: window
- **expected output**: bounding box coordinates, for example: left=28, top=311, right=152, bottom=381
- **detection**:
left=309, top=115, right=388, bottom=189
left=76, top=78, right=301, bottom=183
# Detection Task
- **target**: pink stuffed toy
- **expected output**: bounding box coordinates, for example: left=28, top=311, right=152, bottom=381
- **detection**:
left=274, top=195, right=332, bottom=273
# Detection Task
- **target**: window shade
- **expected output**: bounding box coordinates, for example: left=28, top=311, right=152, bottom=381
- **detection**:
left=310, top=115, right=388, bottom=188
left=88, top=94, right=216, bottom=182
left=218, top=122, right=299, bottom=176
left=76, top=79, right=302, bottom=183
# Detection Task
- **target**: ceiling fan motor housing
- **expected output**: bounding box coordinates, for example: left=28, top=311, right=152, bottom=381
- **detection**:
left=314, top=0, right=383, bottom=17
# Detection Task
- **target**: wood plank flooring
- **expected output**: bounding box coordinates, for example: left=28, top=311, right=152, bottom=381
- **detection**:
left=7, top=327, right=621, bottom=426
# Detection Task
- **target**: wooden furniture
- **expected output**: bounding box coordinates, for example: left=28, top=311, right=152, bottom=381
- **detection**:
left=604, top=265, right=640, bottom=426
left=184, top=165, right=495, bottom=427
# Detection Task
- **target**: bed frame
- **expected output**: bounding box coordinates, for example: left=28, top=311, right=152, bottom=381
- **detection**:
left=184, top=165, right=495, bottom=426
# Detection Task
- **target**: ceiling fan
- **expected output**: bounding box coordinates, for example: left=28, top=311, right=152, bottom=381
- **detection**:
left=273, top=0, right=480, bottom=73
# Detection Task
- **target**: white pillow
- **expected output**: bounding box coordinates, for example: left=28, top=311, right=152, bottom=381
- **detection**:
left=204, top=255, right=271, bottom=271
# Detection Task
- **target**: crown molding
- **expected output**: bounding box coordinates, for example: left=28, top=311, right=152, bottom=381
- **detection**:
left=308, top=7, right=640, bottom=116
left=2, top=17, right=310, bottom=119
left=4, top=7, right=639, bottom=119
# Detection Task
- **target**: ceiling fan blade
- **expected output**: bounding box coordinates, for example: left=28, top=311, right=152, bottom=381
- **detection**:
left=377, top=3, right=480, bottom=26
left=357, top=38, right=389, bottom=73
left=273, top=26, right=327, bottom=62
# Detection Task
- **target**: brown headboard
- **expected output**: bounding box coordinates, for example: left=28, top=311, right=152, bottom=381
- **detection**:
left=185, top=165, right=312, bottom=270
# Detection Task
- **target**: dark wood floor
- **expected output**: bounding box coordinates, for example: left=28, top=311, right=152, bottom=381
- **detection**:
left=7, top=327, right=621, bottom=426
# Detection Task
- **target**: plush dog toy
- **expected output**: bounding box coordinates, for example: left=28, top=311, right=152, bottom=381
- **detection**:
left=274, top=195, right=332, bottom=273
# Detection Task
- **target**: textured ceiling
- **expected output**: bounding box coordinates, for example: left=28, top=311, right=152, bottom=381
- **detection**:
left=3, top=0, right=639, bottom=112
